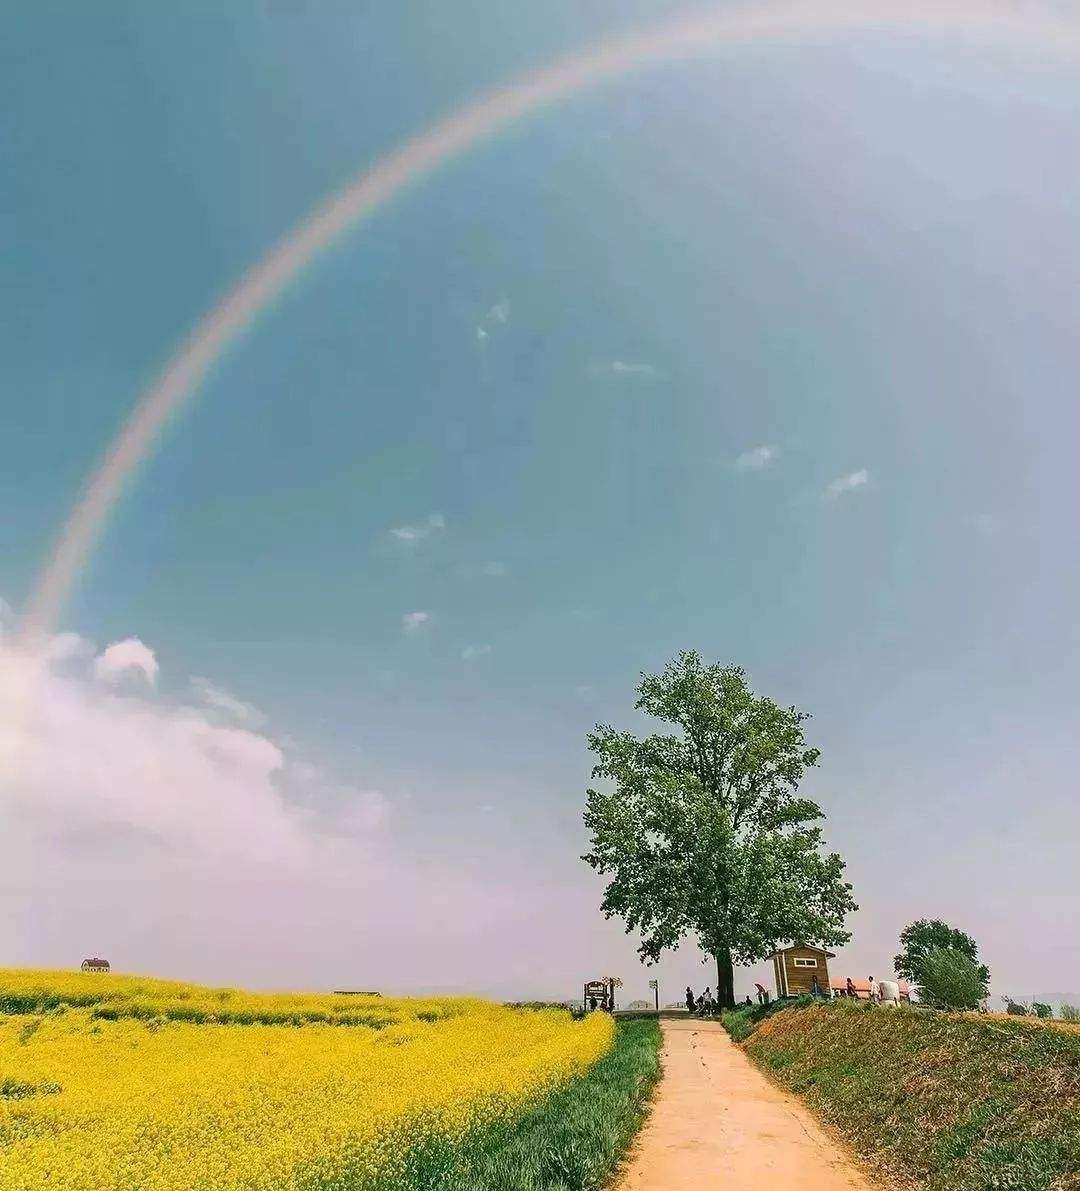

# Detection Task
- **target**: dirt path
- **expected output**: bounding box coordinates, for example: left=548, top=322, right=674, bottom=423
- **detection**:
left=616, top=1019, right=871, bottom=1191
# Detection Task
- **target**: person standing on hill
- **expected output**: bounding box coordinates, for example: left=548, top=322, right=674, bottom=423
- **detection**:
left=846, top=977, right=856, bottom=999
left=685, top=987, right=696, bottom=1013
left=868, top=976, right=878, bottom=1004
left=755, top=982, right=769, bottom=1005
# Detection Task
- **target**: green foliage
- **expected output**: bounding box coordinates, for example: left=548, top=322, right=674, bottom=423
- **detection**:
left=1032, top=1002, right=1053, bottom=1020
left=370, top=1020, right=662, bottom=1190
left=720, top=1006, right=758, bottom=1042
left=720, top=995, right=812, bottom=1042
left=894, top=919, right=990, bottom=987
left=0, top=1077, right=62, bottom=1100
left=582, top=653, right=856, bottom=1007
left=1004, top=999, right=1029, bottom=1016
left=917, top=948, right=988, bottom=1011
left=744, top=1001, right=1080, bottom=1191
left=1060, top=1003, right=1079, bottom=1022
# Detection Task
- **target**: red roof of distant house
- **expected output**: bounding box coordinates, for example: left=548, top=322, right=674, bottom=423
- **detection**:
left=832, top=978, right=910, bottom=998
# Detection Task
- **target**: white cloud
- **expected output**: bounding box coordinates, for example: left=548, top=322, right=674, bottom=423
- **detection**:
left=735, top=445, right=777, bottom=471
left=190, top=677, right=264, bottom=726
left=43, top=632, right=94, bottom=666
left=0, top=616, right=609, bottom=996
left=475, top=298, right=510, bottom=345
left=3, top=639, right=324, bottom=867
left=823, top=468, right=870, bottom=500
left=93, top=638, right=159, bottom=687
left=402, top=611, right=430, bottom=634
left=610, top=360, right=657, bottom=377
left=388, top=513, right=445, bottom=544
left=461, top=644, right=491, bottom=661
left=590, top=360, right=659, bottom=378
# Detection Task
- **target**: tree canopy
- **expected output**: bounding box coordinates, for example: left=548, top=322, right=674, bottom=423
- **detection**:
left=893, top=919, right=990, bottom=987
left=917, top=947, right=988, bottom=1010
left=582, top=652, right=856, bottom=1008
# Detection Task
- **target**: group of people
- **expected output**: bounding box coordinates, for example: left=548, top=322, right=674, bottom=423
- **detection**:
left=683, top=975, right=898, bottom=1013
left=685, top=986, right=761, bottom=1015
left=685, top=986, right=719, bottom=1015
left=832, top=975, right=905, bottom=1005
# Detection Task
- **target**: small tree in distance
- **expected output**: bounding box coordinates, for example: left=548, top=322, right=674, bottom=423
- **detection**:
left=918, top=947, right=987, bottom=1010
left=894, top=919, right=990, bottom=988
left=582, top=652, right=857, bottom=1010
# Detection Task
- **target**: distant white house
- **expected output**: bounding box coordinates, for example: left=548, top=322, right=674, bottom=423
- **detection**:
left=81, top=957, right=110, bottom=973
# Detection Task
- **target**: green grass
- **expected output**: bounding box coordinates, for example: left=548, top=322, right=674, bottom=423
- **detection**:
left=344, top=1019, right=662, bottom=1191
left=734, top=1000, right=1080, bottom=1191
left=720, top=995, right=813, bottom=1041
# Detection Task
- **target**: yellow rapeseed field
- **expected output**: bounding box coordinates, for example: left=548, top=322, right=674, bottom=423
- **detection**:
left=0, top=969, right=614, bottom=1190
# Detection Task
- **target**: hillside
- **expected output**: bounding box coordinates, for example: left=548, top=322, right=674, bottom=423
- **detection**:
left=731, top=1000, right=1080, bottom=1191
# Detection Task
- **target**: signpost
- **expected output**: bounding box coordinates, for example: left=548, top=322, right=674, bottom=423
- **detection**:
left=583, top=980, right=607, bottom=1010
left=648, top=978, right=659, bottom=1012
left=582, top=977, right=622, bottom=1012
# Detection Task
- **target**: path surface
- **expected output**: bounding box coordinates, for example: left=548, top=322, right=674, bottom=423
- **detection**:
left=617, top=1019, right=871, bottom=1191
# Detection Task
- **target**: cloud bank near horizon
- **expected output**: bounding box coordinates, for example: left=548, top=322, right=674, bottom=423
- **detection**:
left=0, top=607, right=603, bottom=994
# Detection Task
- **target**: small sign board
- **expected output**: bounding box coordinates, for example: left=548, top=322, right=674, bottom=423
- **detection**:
left=583, top=981, right=607, bottom=997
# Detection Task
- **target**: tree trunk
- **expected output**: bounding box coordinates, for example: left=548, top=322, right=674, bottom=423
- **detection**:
left=715, top=947, right=735, bottom=1010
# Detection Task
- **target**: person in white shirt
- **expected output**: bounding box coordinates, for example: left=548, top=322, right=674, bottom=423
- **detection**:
left=868, top=975, right=878, bottom=1003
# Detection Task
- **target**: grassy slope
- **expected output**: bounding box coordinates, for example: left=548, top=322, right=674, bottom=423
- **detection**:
left=375, top=1018, right=662, bottom=1191
left=732, top=1001, right=1080, bottom=1191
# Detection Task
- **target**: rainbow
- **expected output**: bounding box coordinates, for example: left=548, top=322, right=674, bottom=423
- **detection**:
left=22, top=0, right=1080, bottom=642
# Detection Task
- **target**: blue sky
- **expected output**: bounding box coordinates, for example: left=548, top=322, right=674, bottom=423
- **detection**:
left=3, top=1, right=1078, bottom=1003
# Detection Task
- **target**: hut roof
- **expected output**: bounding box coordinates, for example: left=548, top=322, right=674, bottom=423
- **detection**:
left=767, top=945, right=836, bottom=960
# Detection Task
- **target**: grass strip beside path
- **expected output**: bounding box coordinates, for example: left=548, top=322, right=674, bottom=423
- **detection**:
left=383, top=1018, right=662, bottom=1191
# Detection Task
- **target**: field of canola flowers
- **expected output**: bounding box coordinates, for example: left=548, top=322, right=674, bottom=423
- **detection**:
left=0, top=969, right=615, bottom=1190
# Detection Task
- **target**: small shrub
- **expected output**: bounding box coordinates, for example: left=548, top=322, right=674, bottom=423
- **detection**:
left=720, top=1007, right=757, bottom=1042
left=918, top=948, right=987, bottom=1010
left=1032, top=1002, right=1052, bottom=1020
left=1003, top=997, right=1029, bottom=1016
left=1060, top=1003, right=1079, bottom=1022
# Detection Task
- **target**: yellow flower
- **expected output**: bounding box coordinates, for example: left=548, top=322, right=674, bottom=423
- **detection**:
left=0, top=969, right=613, bottom=1189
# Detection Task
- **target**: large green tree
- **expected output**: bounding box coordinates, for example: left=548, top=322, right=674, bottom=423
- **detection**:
left=582, top=652, right=856, bottom=1009
left=893, top=919, right=990, bottom=987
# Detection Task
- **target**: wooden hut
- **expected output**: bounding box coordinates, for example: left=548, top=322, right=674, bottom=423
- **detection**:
left=80, top=957, right=110, bottom=973
left=768, top=945, right=834, bottom=998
